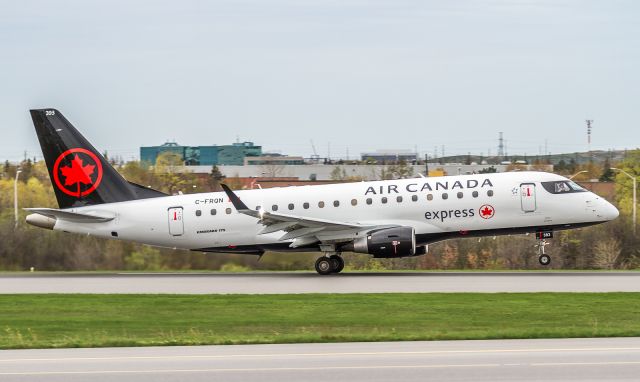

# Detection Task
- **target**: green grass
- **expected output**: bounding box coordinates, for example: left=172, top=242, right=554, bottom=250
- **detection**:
left=1, top=293, right=640, bottom=349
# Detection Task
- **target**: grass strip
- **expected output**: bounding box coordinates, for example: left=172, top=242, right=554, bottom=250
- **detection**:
left=1, top=293, right=639, bottom=349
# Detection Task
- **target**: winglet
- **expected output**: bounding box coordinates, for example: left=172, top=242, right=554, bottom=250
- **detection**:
left=221, top=184, right=250, bottom=211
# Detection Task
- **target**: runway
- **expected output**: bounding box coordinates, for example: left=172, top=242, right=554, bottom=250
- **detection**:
left=1, top=271, right=640, bottom=294
left=1, top=337, right=639, bottom=381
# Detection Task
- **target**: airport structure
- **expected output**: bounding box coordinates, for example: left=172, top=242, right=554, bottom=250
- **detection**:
left=140, top=141, right=262, bottom=166
left=184, top=163, right=553, bottom=181
left=361, top=150, right=418, bottom=163
left=244, top=154, right=305, bottom=166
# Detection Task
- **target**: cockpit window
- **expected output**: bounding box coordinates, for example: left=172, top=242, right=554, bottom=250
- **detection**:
left=567, top=181, right=587, bottom=192
left=556, top=182, right=571, bottom=193
left=541, top=181, right=588, bottom=194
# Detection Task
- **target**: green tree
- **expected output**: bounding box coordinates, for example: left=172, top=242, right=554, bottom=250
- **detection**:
left=330, top=166, right=347, bottom=181
left=478, top=166, right=497, bottom=174
left=209, top=165, right=225, bottom=191
left=120, top=160, right=156, bottom=188
left=380, top=160, right=414, bottom=180
left=600, top=157, right=615, bottom=182
left=154, top=151, right=189, bottom=194
left=614, top=149, right=640, bottom=218
left=124, top=245, right=164, bottom=270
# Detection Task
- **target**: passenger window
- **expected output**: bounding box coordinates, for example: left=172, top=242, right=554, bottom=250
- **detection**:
left=472, top=191, right=478, bottom=198
left=333, top=200, right=340, bottom=207
left=351, top=199, right=357, bottom=206
left=457, top=192, right=463, bottom=199
left=303, top=202, right=309, bottom=209
left=255, top=206, right=261, bottom=211
left=288, top=203, right=294, bottom=210
left=487, top=190, right=494, bottom=197
left=381, top=197, right=388, bottom=204
left=427, top=194, right=433, bottom=201
left=226, top=208, right=232, bottom=214
left=442, top=193, right=448, bottom=200
left=210, top=209, right=217, bottom=215
left=366, top=198, right=373, bottom=205
left=272, top=204, right=278, bottom=211
left=195, top=209, right=202, bottom=217
left=318, top=201, right=325, bottom=208
left=412, top=195, right=418, bottom=202
left=396, top=196, right=403, bottom=203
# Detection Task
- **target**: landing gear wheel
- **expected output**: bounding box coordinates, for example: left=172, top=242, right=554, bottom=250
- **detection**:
left=315, top=257, right=333, bottom=275
left=539, top=254, right=551, bottom=266
left=330, top=255, right=344, bottom=273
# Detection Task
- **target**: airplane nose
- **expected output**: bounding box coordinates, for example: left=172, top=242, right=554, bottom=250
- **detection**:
left=601, top=199, right=619, bottom=221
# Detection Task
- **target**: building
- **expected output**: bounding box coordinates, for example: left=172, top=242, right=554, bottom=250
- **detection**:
left=361, top=150, right=418, bottom=163
left=182, top=163, right=550, bottom=181
left=140, top=141, right=262, bottom=166
left=244, top=154, right=305, bottom=166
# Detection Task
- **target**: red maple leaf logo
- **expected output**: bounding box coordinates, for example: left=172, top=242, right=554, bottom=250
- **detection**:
left=60, top=155, right=95, bottom=186
left=479, top=205, right=495, bottom=219
left=53, top=148, right=103, bottom=198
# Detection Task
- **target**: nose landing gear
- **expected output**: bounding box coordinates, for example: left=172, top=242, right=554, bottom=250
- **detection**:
left=315, top=253, right=344, bottom=275
left=536, top=239, right=551, bottom=266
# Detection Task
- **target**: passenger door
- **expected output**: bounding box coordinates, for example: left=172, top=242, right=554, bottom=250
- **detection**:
left=168, top=207, right=184, bottom=236
left=520, top=183, right=536, bottom=212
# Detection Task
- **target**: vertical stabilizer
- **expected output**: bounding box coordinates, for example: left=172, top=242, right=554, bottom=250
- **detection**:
left=30, top=108, right=165, bottom=208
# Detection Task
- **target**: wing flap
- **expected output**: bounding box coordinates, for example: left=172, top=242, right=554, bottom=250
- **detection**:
left=279, top=227, right=325, bottom=241
left=259, top=221, right=297, bottom=235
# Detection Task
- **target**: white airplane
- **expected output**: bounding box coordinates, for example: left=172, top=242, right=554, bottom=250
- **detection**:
left=26, top=109, right=619, bottom=274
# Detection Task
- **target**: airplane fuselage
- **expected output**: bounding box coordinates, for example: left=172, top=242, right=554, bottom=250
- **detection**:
left=44, top=171, right=618, bottom=255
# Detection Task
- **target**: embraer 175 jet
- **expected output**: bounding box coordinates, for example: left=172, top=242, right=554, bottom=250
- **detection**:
left=26, top=109, right=619, bottom=274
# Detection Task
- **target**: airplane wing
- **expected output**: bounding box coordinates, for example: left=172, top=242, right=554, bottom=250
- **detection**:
left=221, top=184, right=390, bottom=247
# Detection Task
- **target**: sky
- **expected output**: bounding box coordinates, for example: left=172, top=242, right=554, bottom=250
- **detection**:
left=1, top=0, right=639, bottom=162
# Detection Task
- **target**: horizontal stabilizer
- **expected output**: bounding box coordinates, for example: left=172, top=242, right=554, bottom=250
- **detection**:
left=24, top=208, right=115, bottom=223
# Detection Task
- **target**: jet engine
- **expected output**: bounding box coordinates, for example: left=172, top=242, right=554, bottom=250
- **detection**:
left=342, top=226, right=419, bottom=258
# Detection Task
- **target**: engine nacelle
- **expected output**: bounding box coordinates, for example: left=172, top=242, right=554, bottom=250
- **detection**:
left=345, top=226, right=417, bottom=258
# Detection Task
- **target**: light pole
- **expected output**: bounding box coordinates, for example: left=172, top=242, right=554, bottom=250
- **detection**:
left=14, top=169, right=22, bottom=229
left=569, top=170, right=588, bottom=180
left=612, top=167, right=636, bottom=234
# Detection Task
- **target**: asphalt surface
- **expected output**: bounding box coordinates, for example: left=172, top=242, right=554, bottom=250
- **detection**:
left=1, top=272, right=640, bottom=294
left=1, top=338, right=640, bottom=381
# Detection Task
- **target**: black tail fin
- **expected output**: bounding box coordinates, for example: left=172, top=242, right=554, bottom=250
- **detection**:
left=30, top=108, right=166, bottom=209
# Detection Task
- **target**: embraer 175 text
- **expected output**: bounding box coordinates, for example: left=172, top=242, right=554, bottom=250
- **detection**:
left=26, top=109, right=619, bottom=274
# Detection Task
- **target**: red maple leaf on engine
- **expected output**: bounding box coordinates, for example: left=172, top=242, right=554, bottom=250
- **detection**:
left=60, top=155, right=95, bottom=186
left=481, top=206, right=494, bottom=217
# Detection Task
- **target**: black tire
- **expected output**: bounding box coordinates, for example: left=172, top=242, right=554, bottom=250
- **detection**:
left=330, top=255, right=344, bottom=273
left=539, top=254, right=551, bottom=266
left=315, top=257, right=333, bottom=275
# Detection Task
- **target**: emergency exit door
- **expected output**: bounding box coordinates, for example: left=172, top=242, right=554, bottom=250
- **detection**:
left=168, top=207, right=184, bottom=236
left=520, top=183, right=536, bottom=212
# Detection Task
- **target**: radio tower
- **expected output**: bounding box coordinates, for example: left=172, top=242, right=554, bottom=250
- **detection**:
left=497, top=132, right=505, bottom=159
left=586, top=120, right=593, bottom=156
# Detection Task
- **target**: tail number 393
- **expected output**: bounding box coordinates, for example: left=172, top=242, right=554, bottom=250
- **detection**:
left=46, top=110, right=55, bottom=116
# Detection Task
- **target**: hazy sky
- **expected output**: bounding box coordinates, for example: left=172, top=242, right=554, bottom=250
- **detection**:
left=1, top=0, right=639, bottom=162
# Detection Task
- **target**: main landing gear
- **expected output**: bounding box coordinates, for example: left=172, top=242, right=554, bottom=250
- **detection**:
left=536, top=238, right=551, bottom=266
left=315, top=254, right=344, bottom=275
